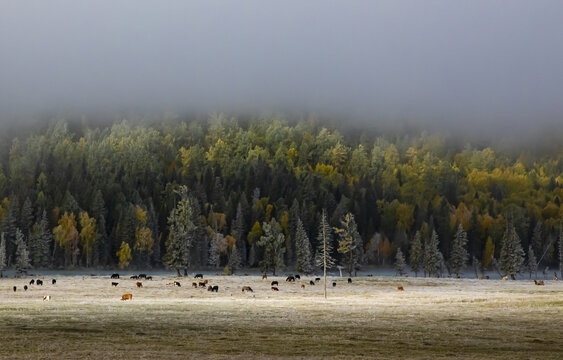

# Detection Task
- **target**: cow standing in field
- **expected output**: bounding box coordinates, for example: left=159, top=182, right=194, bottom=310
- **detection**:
left=112, top=282, right=119, bottom=287
left=111, top=273, right=120, bottom=279
left=286, top=276, right=295, bottom=282
left=146, top=276, right=152, bottom=280
left=332, top=282, right=336, bottom=287
left=36, top=280, right=43, bottom=286
left=121, top=293, right=132, bottom=301
left=348, top=278, right=352, bottom=284
left=295, top=275, right=301, bottom=280
left=315, top=277, right=321, bottom=282
left=262, top=274, right=268, bottom=279
left=13, top=286, right=16, bottom=292
left=242, top=286, right=253, bottom=293
left=271, top=281, right=278, bottom=286
left=271, top=286, right=279, bottom=291
left=309, top=280, right=315, bottom=286
left=194, top=274, right=203, bottom=279
left=198, top=282, right=206, bottom=288
left=136, top=282, right=143, bottom=288
left=43, top=295, right=51, bottom=301
left=397, top=286, right=404, bottom=291
left=211, top=285, right=218, bottom=292
left=192, top=282, right=197, bottom=288
left=130, top=275, right=138, bottom=279
left=138, top=274, right=147, bottom=279
left=24, top=285, right=28, bottom=291
left=174, top=281, right=181, bottom=287
left=52, top=279, right=56, bottom=285
left=29, top=279, right=35, bottom=285
left=301, top=284, right=305, bottom=289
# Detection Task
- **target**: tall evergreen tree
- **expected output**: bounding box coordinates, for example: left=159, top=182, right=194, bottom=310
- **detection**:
left=394, top=248, right=407, bottom=276
left=294, top=217, right=313, bottom=274
left=0, top=233, right=6, bottom=277
left=231, top=202, right=247, bottom=265
left=29, top=211, right=53, bottom=268
left=208, top=233, right=222, bottom=268
left=449, top=224, right=469, bottom=277
left=227, top=243, right=241, bottom=275
left=257, top=218, right=285, bottom=275
left=20, top=197, right=34, bottom=237
left=499, top=223, right=525, bottom=279
left=526, top=245, right=538, bottom=279
left=558, top=223, right=562, bottom=280
left=409, top=231, right=423, bottom=277
left=15, top=228, right=31, bottom=275
left=314, top=209, right=336, bottom=271
left=2, top=196, right=19, bottom=265
left=424, top=230, right=441, bottom=277
left=335, top=212, right=363, bottom=277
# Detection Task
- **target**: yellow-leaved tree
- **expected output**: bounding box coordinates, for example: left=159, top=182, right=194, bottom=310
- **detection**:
left=116, top=241, right=132, bottom=269
left=53, top=212, right=79, bottom=267
left=134, top=205, right=154, bottom=267
left=79, top=211, right=97, bottom=267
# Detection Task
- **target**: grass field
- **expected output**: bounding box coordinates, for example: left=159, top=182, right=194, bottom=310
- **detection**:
left=0, top=273, right=562, bottom=359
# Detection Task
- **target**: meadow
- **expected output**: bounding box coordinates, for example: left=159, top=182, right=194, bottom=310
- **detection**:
left=0, top=273, right=561, bottom=359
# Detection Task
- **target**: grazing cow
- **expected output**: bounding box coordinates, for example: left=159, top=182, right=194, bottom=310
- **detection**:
left=242, top=286, right=253, bottom=292
left=486, top=275, right=490, bottom=280
left=211, top=285, right=218, bottom=292
left=194, top=274, right=203, bottom=279
left=208, top=285, right=213, bottom=291
left=52, top=279, right=56, bottom=285
left=347, top=278, right=352, bottom=284
left=202, top=279, right=208, bottom=285
left=112, top=282, right=119, bottom=287
left=295, top=275, right=301, bottom=280
left=534, top=280, right=545, bottom=286
left=36, top=280, right=43, bottom=286
left=502, top=276, right=508, bottom=281
left=138, top=274, right=147, bottom=279
left=332, top=282, right=336, bottom=287
left=315, top=277, right=321, bottom=282
left=24, top=285, right=28, bottom=291
left=136, top=282, right=143, bottom=288
left=397, top=286, right=404, bottom=291
left=198, top=282, right=206, bottom=288
left=146, top=276, right=152, bottom=280
left=456, top=275, right=461, bottom=279
left=111, top=273, right=120, bottom=279
left=43, top=295, right=51, bottom=301
left=262, top=274, right=268, bottom=279
left=271, top=281, right=279, bottom=286
left=174, top=281, right=181, bottom=287
left=121, top=293, right=133, bottom=301
left=301, top=284, right=305, bottom=289
left=271, top=286, right=279, bottom=291
left=286, top=276, right=295, bottom=282
left=130, top=275, right=138, bottom=279
left=478, top=275, right=483, bottom=280
left=30, top=279, right=35, bottom=285
left=192, top=282, right=197, bottom=288
left=13, top=286, right=16, bottom=292
left=309, top=280, right=315, bottom=286
left=553, top=272, right=558, bottom=281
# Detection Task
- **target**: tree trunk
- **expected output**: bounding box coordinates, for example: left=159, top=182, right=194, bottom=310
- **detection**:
left=183, top=268, right=187, bottom=276
left=176, top=269, right=180, bottom=277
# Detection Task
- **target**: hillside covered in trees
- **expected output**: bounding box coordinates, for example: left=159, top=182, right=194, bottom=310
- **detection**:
left=0, top=114, right=562, bottom=277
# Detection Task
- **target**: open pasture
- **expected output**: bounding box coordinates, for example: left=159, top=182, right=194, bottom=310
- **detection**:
left=1, top=274, right=562, bottom=359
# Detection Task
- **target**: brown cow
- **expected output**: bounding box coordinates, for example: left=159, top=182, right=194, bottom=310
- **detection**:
left=43, top=295, right=51, bottom=301
left=146, top=276, right=153, bottom=280
left=174, top=281, right=181, bottom=287
left=262, top=274, right=268, bottom=279
left=397, top=286, right=404, bottom=291
left=136, top=282, right=143, bottom=288
left=478, top=275, right=483, bottom=280
left=554, top=272, right=558, bottom=281
left=202, top=279, right=208, bottom=285
left=192, top=282, right=197, bottom=288
left=534, top=280, right=545, bottom=286
left=301, top=284, right=305, bottom=289
left=271, top=286, right=279, bottom=291
left=242, top=286, right=253, bottom=292
left=198, top=282, right=206, bottom=288
left=208, top=285, right=213, bottom=291
left=486, top=275, right=490, bottom=279
left=121, top=293, right=133, bottom=301
left=502, top=276, right=508, bottom=281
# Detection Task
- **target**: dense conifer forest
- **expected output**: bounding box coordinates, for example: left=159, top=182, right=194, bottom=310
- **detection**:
left=0, top=114, right=561, bottom=276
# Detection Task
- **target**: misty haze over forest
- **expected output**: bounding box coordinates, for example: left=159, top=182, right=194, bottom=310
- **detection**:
left=1, top=1, right=563, bottom=133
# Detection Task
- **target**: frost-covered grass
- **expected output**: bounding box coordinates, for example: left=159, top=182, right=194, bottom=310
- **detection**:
left=0, top=274, right=562, bottom=359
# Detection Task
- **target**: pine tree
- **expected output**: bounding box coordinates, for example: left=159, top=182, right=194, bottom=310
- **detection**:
left=295, top=217, right=313, bottom=274
left=314, top=209, right=336, bottom=270
left=257, top=218, right=285, bottom=275
left=228, top=243, right=241, bottom=275
left=449, top=224, right=469, bottom=277
left=208, top=233, right=222, bottom=268
left=231, top=202, right=247, bottom=265
left=558, top=223, right=562, bottom=279
left=20, top=197, right=34, bottom=237
left=0, top=233, right=6, bottom=277
left=335, top=212, right=363, bottom=277
left=409, top=231, right=423, bottom=277
left=499, top=222, right=525, bottom=279
left=2, top=196, right=19, bottom=265
left=15, top=228, right=31, bottom=275
left=526, top=245, right=538, bottom=279
left=394, top=248, right=407, bottom=276
left=424, top=230, right=441, bottom=277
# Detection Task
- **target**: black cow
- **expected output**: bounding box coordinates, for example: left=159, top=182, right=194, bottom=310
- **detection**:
left=174, top=281, right=181, bottom=287
left=111, top=273, right=120, bottom=279
left=24, top=285, right=28, bottom=291
left=111, top=282, right=119, bottom=287
left=315, top=277, right=321, bottom=282
left=211, top=285, right=218, bottom=292
left=130, top=275, right=138, bottom=279
left=52, top=279, right=56, bottom=285
left=286, top=276, right=295, bottom=282
left=146, top=276, right=152, bottom=280
left=29, top=279, right=35, bottom=285
left=36, top=280, right=43, bottom=286
left=13, top=286, right=16, bottom=292
left=332, top=282, right=336, bottom=287
left=138, top=274, right=147, bottom=279
left=309, top=280, right=315, bottom=285
left=271, top=281, right=279, bottom=286
left=194, top=273, right=203, bottom=279
left=347, top=278, right=352, bottom=284
left=295, top=274, right=301, bottom=280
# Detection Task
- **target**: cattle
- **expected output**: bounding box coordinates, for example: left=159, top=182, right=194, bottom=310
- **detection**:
left=166, top=282, right=174, bottom=286
left=52, top=279, right=56, bottom=285
left=397, top=286, right=404, bottom=291
left=130, top=275, right=138, bottom=279
left=347, top=278, right=352, bottom=284
left=478, top=275, right=483, bottom=280
left=242, top=286, right=253, bottom=292
left=146, top=276, right=152, bottom=280
left=262, top=274, right=268, bottom=279
left=501, top=276, right=508, bottom=281
left=136, top=282, right=143, bottom=288
left=534, top=280, right=545, bottom=286
left=24, top=285, right=28, bottom=291
left=43, top=295, right=51, bottom=301
left=36, top=280, right=43, bottom=286
left=404, top=274, right=409, bottom=278
left=510, top=274, right=516, bottom=280
left=456, top=275, right=461, bottom=279
left=295, top=275, right=301, bottom=280
left=271, top=281, right=279, bottom=286
left=367, top=274, right=373, bottom=277
left=315, top=277, right=321, bottom=282
left=192, top=282, right=197, bottom=288
left=271, top=286, right=279, bottom=291
left=29, top=279, right=35, bottom=285
left=202, top=279, right=208, bottom=285
left=198, top=282, right=206, bottom=288
left=13, top=286, right=16, bottom=292
left=211, top=285, right=218, bottom=292
left=332, top=282, right=336, bottom=287
left=486, top=275, right=490, bottom=280
left=138, top=274, right=147, bottom=279
left=194, top=274, right=203, bottom=279
left=174, top=281, right=181, bottom=287
left=112, top=282, right=119, bottom=287
left=309, top=280, right=315, bottom=286
left=554, top=272, right=558, bottom=281
left=286, top=276, right=295, bottom=282
left=111, top=273, right=120, bottom=279
left=121, top=293, right=133, bottom=301
left=301, top=284, right=305, bottom=289
left=208, top=285, right=213, bottom=291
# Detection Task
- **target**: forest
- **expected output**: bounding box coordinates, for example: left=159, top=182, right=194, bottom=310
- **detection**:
left=0, top=114, right=561, bottom=277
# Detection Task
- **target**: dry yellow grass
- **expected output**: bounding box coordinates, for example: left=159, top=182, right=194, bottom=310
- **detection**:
left=1, top=274, right=562, bottom=359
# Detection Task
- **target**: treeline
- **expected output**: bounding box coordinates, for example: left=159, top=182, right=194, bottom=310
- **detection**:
left=0, top=114, right=562, bottom=277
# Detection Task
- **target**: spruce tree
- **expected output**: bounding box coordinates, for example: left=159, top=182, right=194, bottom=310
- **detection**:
left=499, top=223, right=525, bottom=279
left=449, top=224, right=469, bottom=277
left=558, top=223, right=562, bottom=279
left=394, top=248, right=407, bottom=276
left=20, top=197, right=34, bottom=237
left=257, top=219, right=285, bottom=275
left=314, top=209, right=336, bottom=271
left=15, top=229, right=31, bottom=275
left=231, top=202, right=247, bottom=265
left=0, top=233, right=6, bottom=277
left=227, top=243, right=241, bottom=275
left=526, top=245, right=537, bottom=279
left=335, top=212, right=363, bottom=277
left=208, top=233, right=222, bottom=268
left=294, top=217, right=313, bottom=274
left=409, top=231, right=423, bottom=277
left=424, top=230, right=441, bottom=277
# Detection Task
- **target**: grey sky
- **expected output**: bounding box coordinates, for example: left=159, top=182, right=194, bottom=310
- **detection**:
left=1, top=1, right=563, bottom=129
